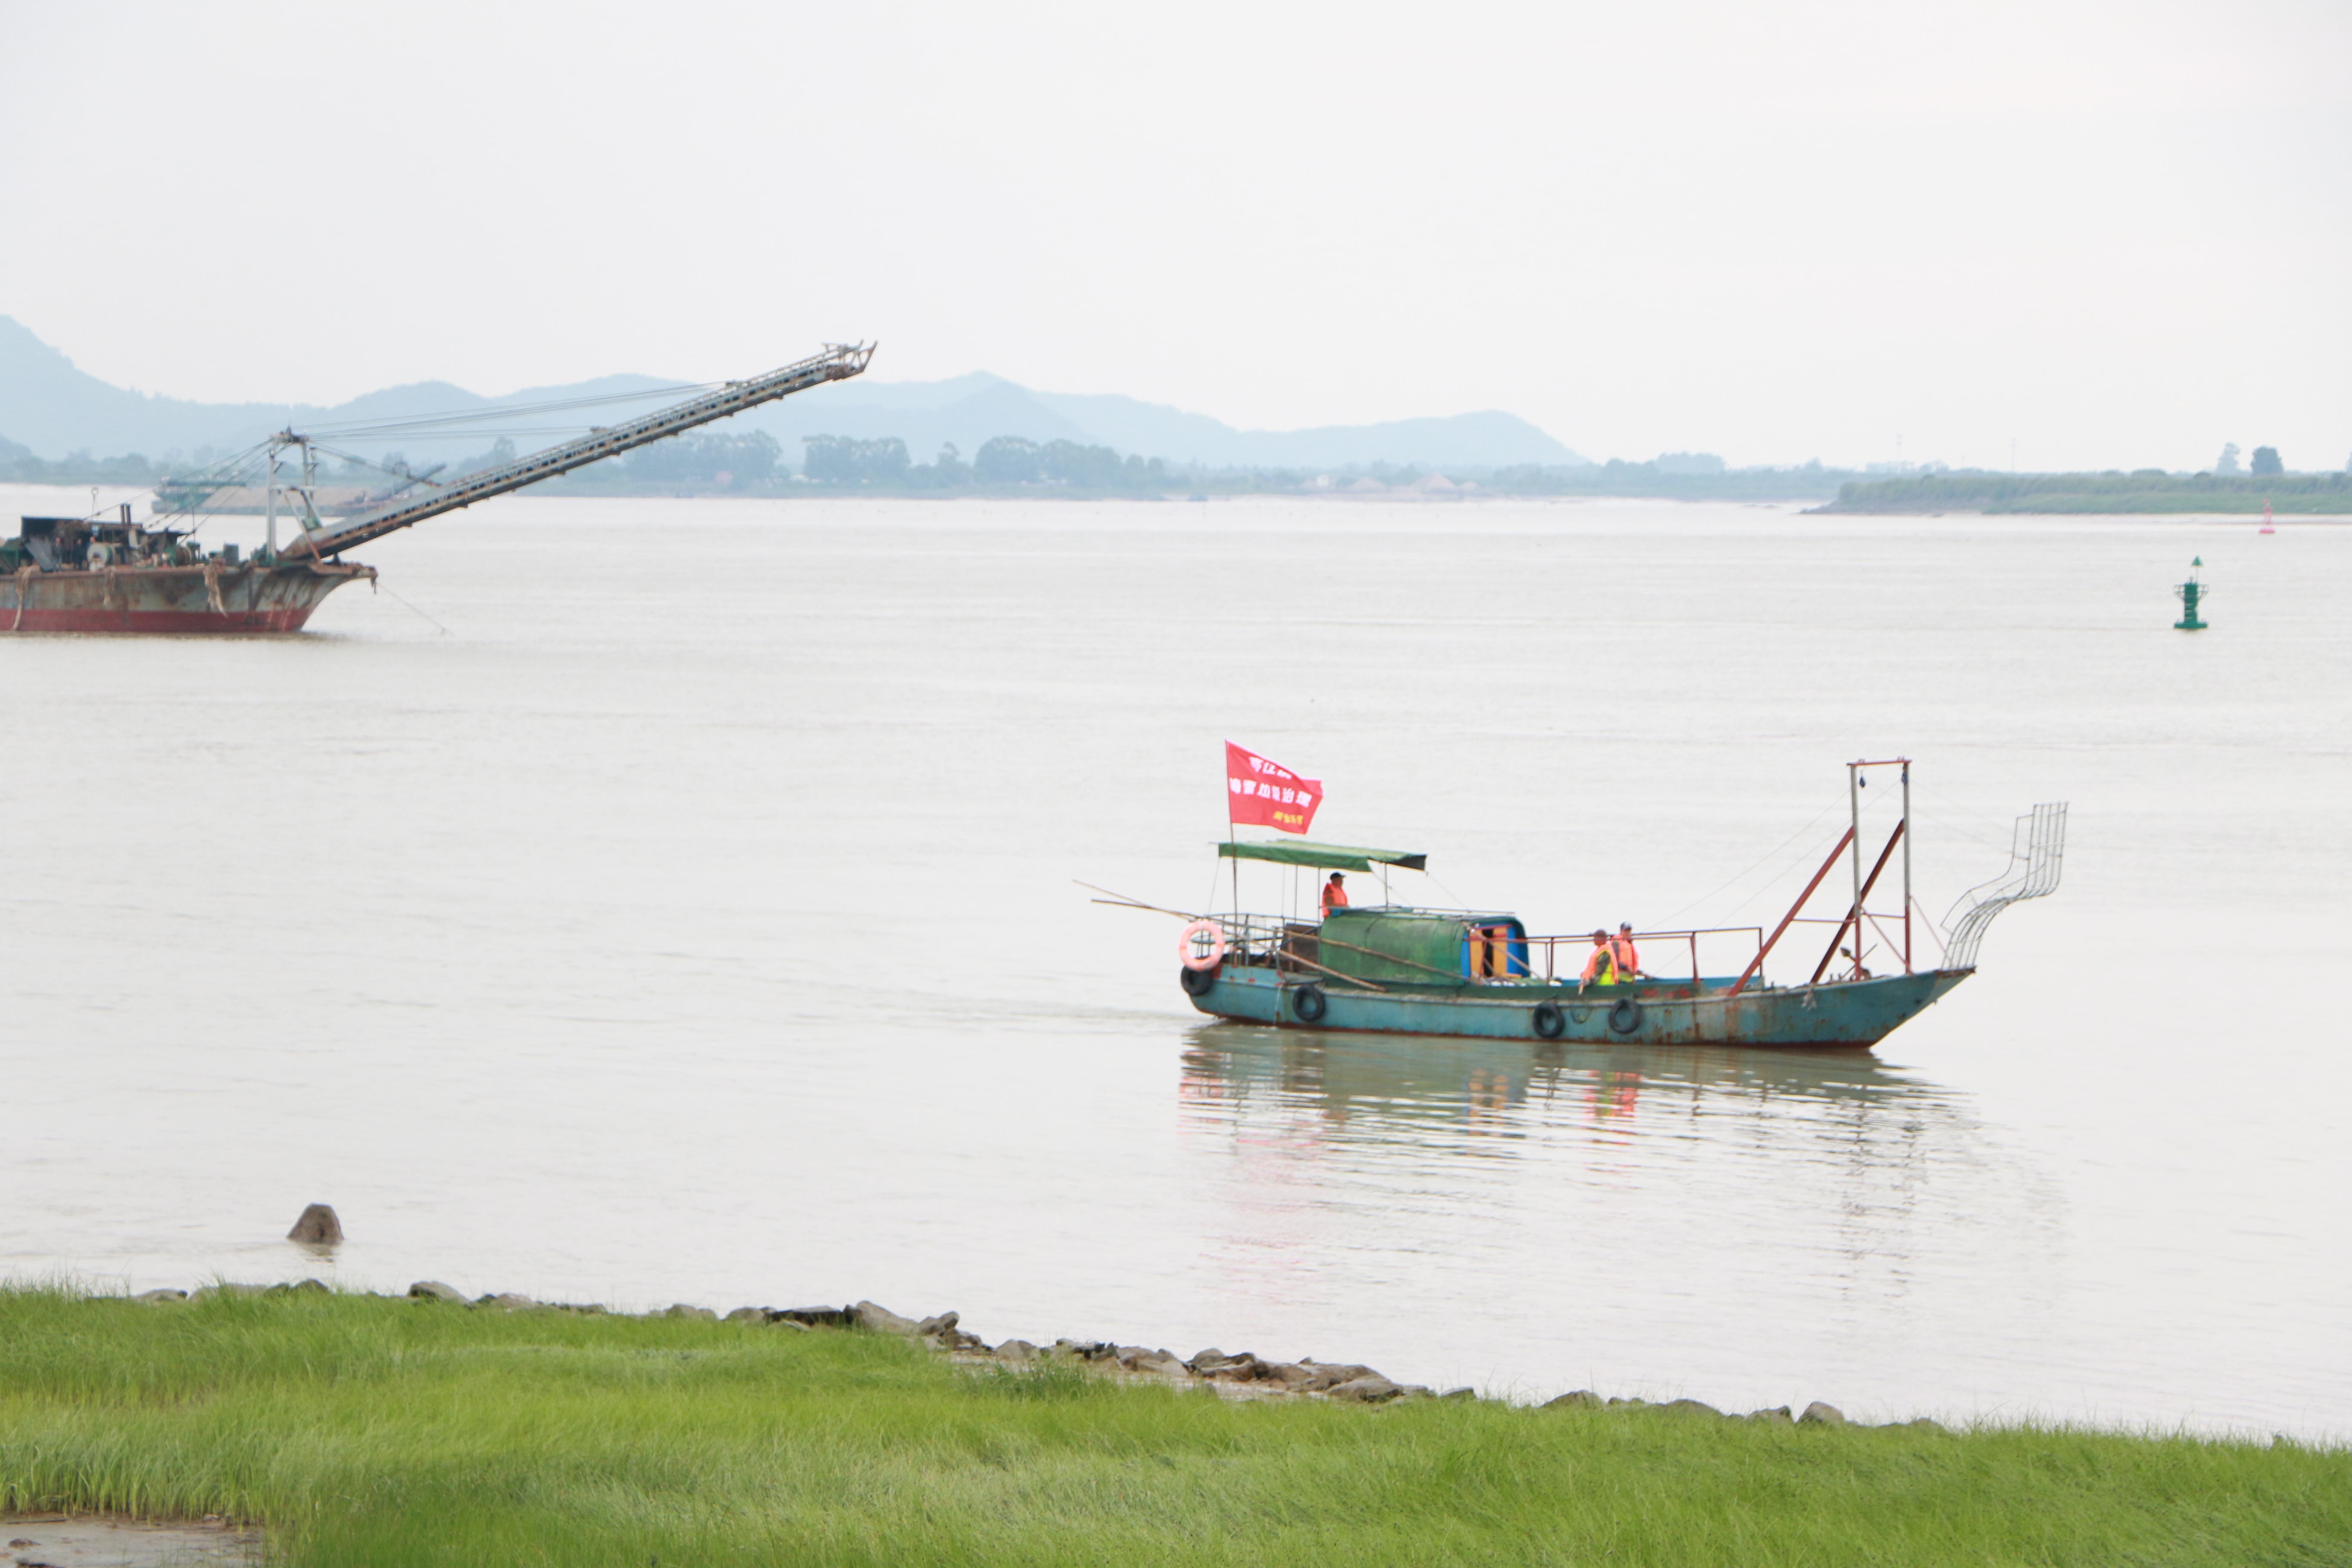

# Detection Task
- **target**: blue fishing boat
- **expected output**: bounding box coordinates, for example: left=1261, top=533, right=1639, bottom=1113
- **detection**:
left=1141, top=760, right=2064, bottom=1051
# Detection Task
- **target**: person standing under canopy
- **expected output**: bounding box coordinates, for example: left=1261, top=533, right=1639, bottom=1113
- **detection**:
left=1578, top=930, right=1619, bottom=991
left=1322, top=872, right=1349, bottom=915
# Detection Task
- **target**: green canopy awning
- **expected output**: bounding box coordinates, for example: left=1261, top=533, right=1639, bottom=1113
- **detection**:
left=1217, top=839, right=1427, bottom=873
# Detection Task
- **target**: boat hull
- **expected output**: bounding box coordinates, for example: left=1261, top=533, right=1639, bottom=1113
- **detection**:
left=1185, top=965, right=1971, bottom=1049
left=1, top=563, right=372, bottom=634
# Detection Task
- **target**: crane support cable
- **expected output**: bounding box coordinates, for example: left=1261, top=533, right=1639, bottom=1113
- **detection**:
left=280, top=343, right=873, bottom=560
left=294, top=381, right=725, bottom=440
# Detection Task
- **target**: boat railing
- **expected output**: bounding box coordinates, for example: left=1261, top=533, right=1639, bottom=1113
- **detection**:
left=1515, top=927, right=1765, bottom=986
left=1215, top=913, right=1933, bottom=990
left=1210, top=913, right=1775, bottom=989
left=1212, top=913, right=1314, bottom=966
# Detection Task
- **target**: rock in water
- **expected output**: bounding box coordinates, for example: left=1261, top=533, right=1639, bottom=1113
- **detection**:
left=407, top=1281, right=467, bottom=1304
left=1800, top=1401, right=1847, bottom=1426
left=286, top=1204, right=343, bottom=1245
left=1541, top=1390, right=1602, bottom=1410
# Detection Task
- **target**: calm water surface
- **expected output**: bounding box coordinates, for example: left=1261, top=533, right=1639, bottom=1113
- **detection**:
left=3, top=491, right=2346, bottom=1438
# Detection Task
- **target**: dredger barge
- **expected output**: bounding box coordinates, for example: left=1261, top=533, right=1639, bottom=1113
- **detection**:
left=0, top=343, right=873, bottom=634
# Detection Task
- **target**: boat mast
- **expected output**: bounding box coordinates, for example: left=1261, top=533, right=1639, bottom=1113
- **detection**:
left=1848, top=762, right=1863, bottom=980
left=1901, top=758, right=1912, bottom=973
left=260, top=433, right=324, bottom=555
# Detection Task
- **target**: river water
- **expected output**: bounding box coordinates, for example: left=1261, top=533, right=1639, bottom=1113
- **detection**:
left=3, top=490, right=2346, bottom=1439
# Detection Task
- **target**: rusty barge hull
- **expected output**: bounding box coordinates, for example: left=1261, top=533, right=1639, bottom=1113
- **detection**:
left=2, top=563, right=373, bottom=634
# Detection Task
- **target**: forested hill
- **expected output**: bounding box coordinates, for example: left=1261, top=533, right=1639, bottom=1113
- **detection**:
left=1819, top=471, right=2352, bottom=514
left=0, top=315, right=1585, bottom=474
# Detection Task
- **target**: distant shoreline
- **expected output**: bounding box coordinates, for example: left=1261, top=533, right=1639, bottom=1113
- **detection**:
left=14, top=474, right=2350, bottom=517
left=1817, top=471, right=2352, bottom=515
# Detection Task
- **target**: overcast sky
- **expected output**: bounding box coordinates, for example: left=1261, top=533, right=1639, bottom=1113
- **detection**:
left=3, top=0, right=2346, bottom=470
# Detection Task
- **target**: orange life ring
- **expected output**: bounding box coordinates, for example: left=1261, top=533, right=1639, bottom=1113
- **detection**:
left=1179, top=919, right=1228, bottom=971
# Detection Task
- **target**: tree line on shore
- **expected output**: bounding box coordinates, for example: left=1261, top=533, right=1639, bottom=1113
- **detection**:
left=14, top=422, right=2347, bottom=508
left=3, top=420, right=1837, bottom=499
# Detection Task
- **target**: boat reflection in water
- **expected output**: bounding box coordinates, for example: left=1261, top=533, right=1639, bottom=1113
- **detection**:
left=1182, top=1022, right=1948, bottom=1145
left=1176, top=1022, right=2063, bottom=1327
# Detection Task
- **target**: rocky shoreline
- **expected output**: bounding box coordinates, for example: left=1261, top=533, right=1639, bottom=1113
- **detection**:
left=119, top=1279, right=1945, bottom=1433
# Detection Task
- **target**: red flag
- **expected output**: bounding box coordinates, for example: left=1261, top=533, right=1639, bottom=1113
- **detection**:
left=1225, top=742, right=1323, bottom=835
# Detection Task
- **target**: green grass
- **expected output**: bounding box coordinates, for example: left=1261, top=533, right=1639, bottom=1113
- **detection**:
left=0, top=1284, right=2343, bottom=1566
left=1820, top=469, right=2352, bottom=515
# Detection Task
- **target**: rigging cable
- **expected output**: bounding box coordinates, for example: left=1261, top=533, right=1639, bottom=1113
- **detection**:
left=1653, top=797, right=1846, bottom=929
left=375, top=579, right=451, bottom=637
left=292, top=382, right=724, bottom=440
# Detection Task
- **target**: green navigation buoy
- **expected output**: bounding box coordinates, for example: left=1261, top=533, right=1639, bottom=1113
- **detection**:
left=2174, top=557, right=2208, bottom=631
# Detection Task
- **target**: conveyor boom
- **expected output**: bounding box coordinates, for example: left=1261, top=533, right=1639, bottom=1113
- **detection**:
left=282, top=342, right=873, bottom=559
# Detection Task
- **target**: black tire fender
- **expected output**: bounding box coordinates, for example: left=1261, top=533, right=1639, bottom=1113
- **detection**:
left=1291, top=983, right=1328, bottom=1023
left=1179, top=964, right=1218, bottom=997
left=1532, top=1001, right=1565, bottom=1039
left=1608, top=995, right=1644, bottom=1035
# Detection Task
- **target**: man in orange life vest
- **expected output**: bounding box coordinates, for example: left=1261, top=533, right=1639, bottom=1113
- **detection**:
left=1322, top=873, right=1349, bottom=915
left=1611, top=922, right=1646, bottom=981
left=1578, top=929, right=1619, bottom=992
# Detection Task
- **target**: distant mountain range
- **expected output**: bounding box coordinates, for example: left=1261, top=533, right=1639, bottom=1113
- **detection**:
left=0, top=316, right=1587, bottom=472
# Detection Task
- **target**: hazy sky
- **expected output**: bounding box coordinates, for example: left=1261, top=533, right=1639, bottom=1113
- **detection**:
left=3, top=0, right=2346, bottom=470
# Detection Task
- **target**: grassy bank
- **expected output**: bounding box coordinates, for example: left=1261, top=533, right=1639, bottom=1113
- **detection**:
left=1819, top=471, right=2352, bottom=514
left=0, top=1286, right=2342, bottom=1566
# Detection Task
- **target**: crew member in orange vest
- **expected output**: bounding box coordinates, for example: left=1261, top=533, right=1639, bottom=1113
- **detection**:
left=1578, top=929, right=1618, bottom=991
left=1322, top=872, right=1349, bottom=915
left=1611, top=922, right=1646, bottom=981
